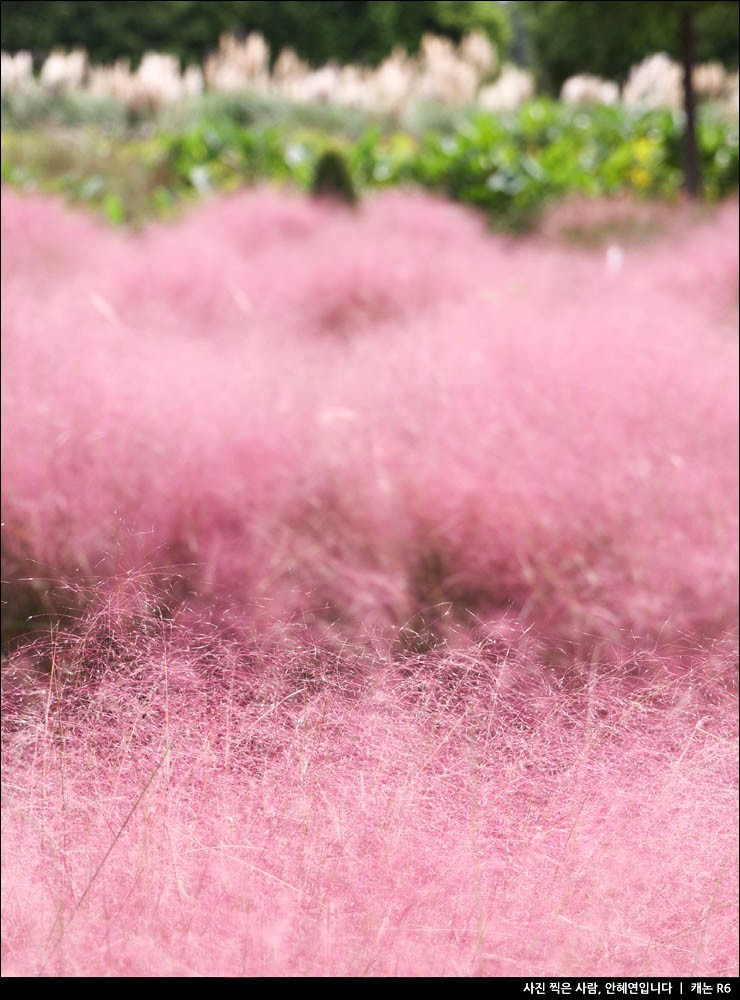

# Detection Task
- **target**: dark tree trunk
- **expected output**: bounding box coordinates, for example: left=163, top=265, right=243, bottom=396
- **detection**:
left=679, top=8, right=702, bottom=197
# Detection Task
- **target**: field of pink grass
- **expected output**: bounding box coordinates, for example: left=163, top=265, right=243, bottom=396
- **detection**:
left=1, top=186, right=738, bottom=977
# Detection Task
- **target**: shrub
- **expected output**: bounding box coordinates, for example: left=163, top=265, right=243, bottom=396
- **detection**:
left=311, top=146, right=358, bottom=205
left=2, top=99, right=738, bottom=229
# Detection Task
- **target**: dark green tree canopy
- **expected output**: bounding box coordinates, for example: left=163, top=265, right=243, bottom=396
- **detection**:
left=519, top=0, right=739, bottom=91
left=0, top=1, right=510, bottom=68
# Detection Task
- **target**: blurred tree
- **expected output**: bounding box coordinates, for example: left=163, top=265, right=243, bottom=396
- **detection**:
left=0, top=1, right=510, bottom=67
left=668, top=1, right=732, bottom=196
left=520, top=1, right=738, bottom=91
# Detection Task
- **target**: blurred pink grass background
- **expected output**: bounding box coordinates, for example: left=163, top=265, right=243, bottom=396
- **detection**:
left=1, top=187, right=738, bottom=976
left=2, top=188, right=737, bottom=646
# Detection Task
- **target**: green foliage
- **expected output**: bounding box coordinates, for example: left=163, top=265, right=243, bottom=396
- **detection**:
left=186, top=90, right=381, bottom=139
left=2, top=98, right=737, bottom=229
left=1, top=85, right=129, bottom=132
left=0, top=1, right=510, bottom=68
left=0, top=129, right=179, bottom=226
left=1, top=1, right=237, bottom=67
left=520, top=1, right=739, bottom=92
left=311, top=147, right=358, bottom=204
left=351, top=101, right=737, bottom=227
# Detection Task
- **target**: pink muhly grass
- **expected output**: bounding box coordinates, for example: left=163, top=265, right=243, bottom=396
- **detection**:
left=2, top=187, right=737, bottom=648
left=1, top=606, right=737, bottom=977
left=1, top=187, right=738, bottom=976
